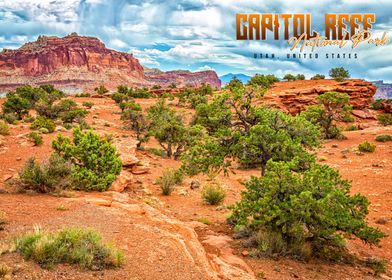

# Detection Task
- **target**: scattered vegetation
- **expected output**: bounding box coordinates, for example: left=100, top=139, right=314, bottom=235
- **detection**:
left=358, top=141, right=376, bottom=153
left=201, top=183, right=226, bottom=205
left=94, top=85, right=109, bottom=95
left=283, top=74, right=296, bottom=81
left=375, top=134, right=392, bottom=142
left=82, top=101, right=94, bottom=109
left=15, top=227, right=124, bottom=270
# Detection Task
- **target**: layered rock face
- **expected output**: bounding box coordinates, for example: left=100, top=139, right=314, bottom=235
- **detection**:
left=145, top=69, right=221, bottom=89
left=263, top=79, right=377, bottom=116
left=0, top=34, right=221, bottom=92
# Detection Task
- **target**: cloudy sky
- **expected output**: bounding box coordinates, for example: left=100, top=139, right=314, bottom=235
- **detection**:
left=0, top=0, right=391, bottom=81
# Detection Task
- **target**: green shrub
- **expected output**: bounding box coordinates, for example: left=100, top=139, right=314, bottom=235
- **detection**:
left=370, top=100, right=384, bottom=110
left=52, top=128, right=122, bottom=191
left=311, top=74, right=325, bottom=80
left=19, top=154, right=72, bottom=193
left=375, top=134, right=392, bottom=142
left=27, top=132, right=43, bottom=146
left=94, top=85, right=109, bottom=95
left=0, top=120, right=10, bottom=136
left=15, top=227, right=124, bottom=270
left=60, top=108, right=88, bottom=124
left=156, top=168, right=183, bottom=195
left=364, top=258, right=387, bottom=276
left=201, top=183, right=226, bottom=205
left=2, top=113, right=18, bottom=124
left=378, top=113, right=392, bottom=126
left=30, top=116, right=55, bottom=133
left=82, top=102, right=94, bottom=109
left=358, top=141, right=376, bottom=153
left=345, top=125, right=359, bottom=131
left=231, top=160, right=385, bottom=259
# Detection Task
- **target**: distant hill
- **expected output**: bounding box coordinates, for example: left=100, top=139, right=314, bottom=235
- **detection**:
left=372, top=81, right=392, bottom=99
left=220, top=73, right=251, bottom=85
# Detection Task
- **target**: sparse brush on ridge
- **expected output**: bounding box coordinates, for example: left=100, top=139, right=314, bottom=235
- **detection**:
left=15, top=227, right=124, bottom=270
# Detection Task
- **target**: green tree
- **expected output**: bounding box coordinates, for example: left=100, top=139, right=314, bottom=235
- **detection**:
left=121, top=101, right=150, bottom=148
left=231, top=160, right=385, bottom=257
left=283, top=74, right=296, bottom=81
left=301, top=91, right=352, bottom=139
left=52, top=128, right=122, bottom=191
left=311, top=74, right=325, bottom=80
left=329, top=67, right=350, bottom=82
left=227, top=77, right=244, bottom=91
left=2, top=93, right=31, bottom=119
left=247, top=74, right=279, bottom=88
left=296, top=74, right=305, bottom=80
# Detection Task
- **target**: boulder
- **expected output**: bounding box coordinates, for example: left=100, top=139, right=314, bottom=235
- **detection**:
left=109, top=170, right=133, bottom=192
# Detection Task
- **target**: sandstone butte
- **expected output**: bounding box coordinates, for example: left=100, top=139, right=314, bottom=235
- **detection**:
left=0, top=33, right=221, bottom=93
left=263, top=79, right=377, bottom=117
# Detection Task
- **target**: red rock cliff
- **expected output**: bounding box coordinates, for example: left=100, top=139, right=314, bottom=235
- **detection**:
left=263, top=79, right=376, bottom=115
left=0, top=34, right=221, bottom=92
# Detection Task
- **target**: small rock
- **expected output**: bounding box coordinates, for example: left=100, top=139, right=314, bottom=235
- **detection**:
left=241, top=250, right=249, bottom=257
left=131, top=165, right=150, bottom=175
left=16, top=157, right=22, bottom=161
left=190, top=180, right=201, bottom=189
left=3, top=174, right=13, bottom=182
left=109, top=170, right=133, bottom=192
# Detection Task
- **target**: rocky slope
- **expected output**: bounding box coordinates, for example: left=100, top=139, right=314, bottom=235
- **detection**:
left=0, top=34, right=221, bottom=93
left=263, top=79, right=377, bottom=118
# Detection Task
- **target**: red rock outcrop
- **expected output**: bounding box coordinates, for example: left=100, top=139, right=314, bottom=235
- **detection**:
left=145, top=68, right=221, bottom=89
left=0, top=34, right=222, bottom=92
left=263, top=79, right=377, bottom=116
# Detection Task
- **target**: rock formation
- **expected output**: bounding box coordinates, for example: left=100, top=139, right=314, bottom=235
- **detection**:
left=263, top=79, right=377, bottom=116
left=0, top=34, right=221, bottom=93
left=145, top=68, right=221, bottom=89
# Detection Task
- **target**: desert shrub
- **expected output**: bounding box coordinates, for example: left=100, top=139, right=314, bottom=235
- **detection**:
left=358, top=141, right=376, bottom=153
left=111, top=93, right=127, bottom=104
left=0, top=120, right=10, bottom=136
left=2, top=93, right=31, bottom=119
left=60, top=108, right=88, bottom=124
left=370, top=100, right=384, bottom=110
left=226, top=77, right=244, bottom=91
left=329, top=67, right=350, bottom=82
left=75, top=93, right=91, bottom=98
left=128, top=87, right=151, bottom=98
left=15, top=227, right=124, bottom=270
left=94, top=85, right=109, bottom=95
left=230, top=160, right=385, bottom=259
left=30, top=116, right=55, bottom=133
left=82, top=102, right=94, bottom=109
left=201, top=183, right=226, bottom=205
left=27, top=132, right=43, bottom=146
left=301, top=92, right=352, bottom=139
left=156, top=168, right=183, bottom=195
left=378, top=113, right=392, bottom=126
left=148, top=99, right=203, bottom=159
left=311, top=74, right=325, bottom=80
left=121, top=103, right=150, bottom=148
left=345, top=125, right=359, bottom=131
left=52, top=128, right=122, bottom=191
left=375, top=134, right=392, bottom=142
left=19, top=154, right=72, bottom=193
left=296, top=74, right=305, bottom=80
left=364, top=258, right=387, bottom=276
left=2, top=113, right=18, bottom=124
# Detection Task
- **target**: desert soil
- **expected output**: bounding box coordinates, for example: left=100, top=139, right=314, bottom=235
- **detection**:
left=0, top=96, right=391, bottom=280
